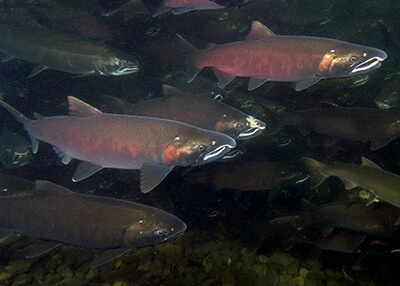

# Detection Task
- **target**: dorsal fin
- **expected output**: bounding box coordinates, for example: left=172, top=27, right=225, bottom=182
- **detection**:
left=162, top=85, right=188, bottom=98
left=34, top=180, right=73, bottom=196
left=246, top=21, right=275, bottom=41
left=361, top=157, right=382, bottom=169
left=33, top=112, right=44, bottom=119
left=67, top=96, right=102, bottom=117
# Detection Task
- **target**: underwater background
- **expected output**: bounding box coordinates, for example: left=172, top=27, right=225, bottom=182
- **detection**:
left=0, top=0, right=400, bottom=285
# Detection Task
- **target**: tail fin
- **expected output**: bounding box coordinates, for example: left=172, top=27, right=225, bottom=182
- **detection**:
left=176, top=34, right=203, bottom=83
left=302, top=157, right=328, bottom=188
left=0, top=101, right=38, bottom=153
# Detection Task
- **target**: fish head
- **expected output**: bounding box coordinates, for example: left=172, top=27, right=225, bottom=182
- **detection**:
left=318, top=44, right=387, bottom=78
left=217, top=115, right=265, bottom=140
left=162, top=130, right=236, bottom=167
left=124, top=210, right=187, bottom=248
left=95, top=51, right=139, bottom=76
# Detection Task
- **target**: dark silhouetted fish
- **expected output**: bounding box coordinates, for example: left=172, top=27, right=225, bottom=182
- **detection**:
left=187, top=160, right=307, bottom=191
left=104, top=85, right=265, bottom=140
left=271, top=199, right=400, bottom=240
left=178, top=21, right=387, bottom=91
left=0, top=24, right=139, bottom=77
left=142, top=0, right=251, bottom=17
left=0, top=97, right=236, bottom=193
left=266, top=106, right=400, bottom=150
left=0, top=180, right=186, bottom=267
left=284, top=226, right=366, bottom=259
left=303, top=157, right=400, bottom=209
left=0, top=127, right=32, bottom=169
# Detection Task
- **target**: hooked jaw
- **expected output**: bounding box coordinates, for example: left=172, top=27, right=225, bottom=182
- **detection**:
left=109, top=60, right=139, bottom=75
left=350, top=50, right=388, bottom=75
left=236, top=116, right=266, bottom=139
left=198, top=137, right=236, bottom=164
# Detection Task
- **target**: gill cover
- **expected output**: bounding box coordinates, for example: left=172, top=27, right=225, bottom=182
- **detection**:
left=319, top=46, right=387, bottom=78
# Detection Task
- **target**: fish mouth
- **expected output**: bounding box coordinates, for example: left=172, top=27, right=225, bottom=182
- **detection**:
left=350, top=55, right=386, bottom=74
left=199, top=143, right=236, bottom=164
left=237, top=117, right=266, bottom=140
left=112, top=64, right=139, bottom=75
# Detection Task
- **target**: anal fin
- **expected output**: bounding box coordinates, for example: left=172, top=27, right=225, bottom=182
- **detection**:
left=1, top=55, right=14, bottom=63
left=212, top=69, right=236, bottom=87
left=28, top=65, right=48, bottom=78
left=72, top=162, right=103, bottom=182
left=52, top=147, right=72, bottom=165
left=248, top=78, right=268, bottom=91
left=27, top=240, right=62, bottom=258
left=89, top=247, right=131, bottom=268
left=295, top=77, right=322, bottom=91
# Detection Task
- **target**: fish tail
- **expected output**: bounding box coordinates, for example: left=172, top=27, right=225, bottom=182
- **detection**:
left=0, top=100, right=39, bottom=153
left=302, top=157, right=328, bottom=189
left=176, top=34, right=203, bottom=83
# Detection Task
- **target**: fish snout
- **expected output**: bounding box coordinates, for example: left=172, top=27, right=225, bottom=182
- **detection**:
left=198, top=136, right=236, bottom=165
left=237, top=116, right=266, bottom=140
left=350, top=49, right=388, bottom=75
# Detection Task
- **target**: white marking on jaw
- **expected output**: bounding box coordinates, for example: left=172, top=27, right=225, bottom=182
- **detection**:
left=238, top=128, right=259, bottom=138
left=351, top=57, right=382, bottom=74
left=203, top=145, right=229, bottom=161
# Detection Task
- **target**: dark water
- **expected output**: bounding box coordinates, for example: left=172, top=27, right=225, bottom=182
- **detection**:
left=0, top=0, right=400, bottom=285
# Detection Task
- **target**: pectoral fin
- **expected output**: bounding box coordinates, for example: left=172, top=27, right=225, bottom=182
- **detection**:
left=72, top=162, right=103, bottom=182
left=140, top=164, right=174, bottom=193
left=27, top=240, right=62, bottom=258
left=1, top=55, right=14, bottom=63
left=89, top=247, right=131, bottom=268
left=370, top=138, right=392, bottom=151
left=248, top=78, right=268, bottom=91
left=295, top=77, right=322, bottom=91
left=340, top=178, right=358, bottom=190
left=318, top=226, right=335, bottom=237
left=28, top=65, right=48, bottom=78
left=302, top=157, right=328, bottom=188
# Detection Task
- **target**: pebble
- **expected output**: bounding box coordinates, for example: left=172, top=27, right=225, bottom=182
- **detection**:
left=0, top=272, right=11, bottom=281
left=258, top=255, right=268, bottom=264
left=8, top=259, right=33, bottom=276
left=57, top=265, right=73, bottom=278
left=299, top=268, right=309, bottom=277
left=86, top=268, right=99, bottom=280
left=219, top=270, right=235, bottom=286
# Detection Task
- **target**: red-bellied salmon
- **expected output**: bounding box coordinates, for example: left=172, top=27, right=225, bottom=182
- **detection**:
left=178, top=21, right=387, bottom=91
left=0, top=97, right=236, bottom=193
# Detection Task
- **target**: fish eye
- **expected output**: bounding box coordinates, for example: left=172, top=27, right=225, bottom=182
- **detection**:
left=195, top=144, right=206, bottom=152
left=349, top=56, right=357, bottom=63
left=154, top=229, right=169, bottom=237
left=234, top=123, right=242, bottom=130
